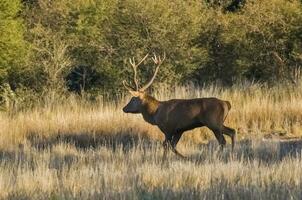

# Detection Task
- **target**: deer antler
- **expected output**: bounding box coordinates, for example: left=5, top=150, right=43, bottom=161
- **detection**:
left=123, top=52, right=165, bottom=92
left=122, top=80, right=135, bottom=91
left=123, top=54, right=148, bottom=91
left=128, top=54, right=149, bottom=91
left=140, top=52, right=166, bottom=91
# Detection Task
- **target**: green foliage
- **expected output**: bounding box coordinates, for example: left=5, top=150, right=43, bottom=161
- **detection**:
left=0, top=0, right=301, bottom=100
left=105, top=0, right=205, bottom=90
left=237, top=0, right=302, bottom=82
left=0, top=0, right=28, bottom=85
left=192, top=0, right=302, bottom=84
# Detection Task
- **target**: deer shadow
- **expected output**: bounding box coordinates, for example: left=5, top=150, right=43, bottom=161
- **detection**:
left=188, top=138, right=302, bottom=164
left=0, top=131, right=157, bottom=170
left=3, top=132, right=302, bottom=166
left=26, top=131, right=156, bottom=152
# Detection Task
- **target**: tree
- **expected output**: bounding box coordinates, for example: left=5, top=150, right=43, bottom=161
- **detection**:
left=0, top=0, right=28, bottom=87
left=192, top=0, right=302, bottom=84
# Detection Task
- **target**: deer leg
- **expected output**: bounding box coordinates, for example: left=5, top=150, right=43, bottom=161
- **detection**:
left=211, top=129, right=226, bottom=151
left=171, top=132, right=185, bottom=158
left=222, top=125, right=236, bottom=151
left=162, top=132, right=185, bottom=163
left=161, top=139, right=171, bottom=164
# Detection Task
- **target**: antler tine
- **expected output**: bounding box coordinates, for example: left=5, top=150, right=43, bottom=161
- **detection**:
left=136, top=53, right=149, bottom=67
left=134, top=54, right=148, bottom=90
left=133, top=69, right=139, bottom=91
left=140, top=52, right=165, bottom=91
left=123, top=80, right=135, bottom=91
left=124, top=53, right=153, bottom=92
left=129, top=57, right=135, bottom=67
left=128, top=57, right=139, bottom=90
left=128, top=54, right=149, bottom=91
left=152, top=52, right=166, bottom=65
left=152, top=54, right=158, bottom=64
left=162, top=52, right=166, bottom=62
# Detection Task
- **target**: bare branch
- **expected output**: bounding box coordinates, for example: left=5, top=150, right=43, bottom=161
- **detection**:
left=272, top=51, right=285, bottom=66
left=272, top=51, right=299, bottom=85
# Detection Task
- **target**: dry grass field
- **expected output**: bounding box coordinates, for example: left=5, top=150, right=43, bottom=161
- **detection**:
left=0, top=82, right=301, bottom=199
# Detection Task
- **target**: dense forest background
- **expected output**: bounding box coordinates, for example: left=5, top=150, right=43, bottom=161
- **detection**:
left=0, top=0, right=301, bottom=103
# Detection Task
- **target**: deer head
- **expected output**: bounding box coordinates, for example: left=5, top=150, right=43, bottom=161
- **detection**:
left=123, top=53, right=165, bottom=113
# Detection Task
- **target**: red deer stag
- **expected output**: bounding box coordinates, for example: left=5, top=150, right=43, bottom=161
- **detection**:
left=122, top=53, right=236, bottom=160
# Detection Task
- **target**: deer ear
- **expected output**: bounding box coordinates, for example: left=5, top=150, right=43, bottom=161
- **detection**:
left=129, top=90, right=140, bottom=97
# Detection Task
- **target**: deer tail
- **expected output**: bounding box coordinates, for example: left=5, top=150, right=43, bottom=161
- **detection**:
left=223, top=101, right=231, bottom=122
left=225, top=101, right=231, bottom=111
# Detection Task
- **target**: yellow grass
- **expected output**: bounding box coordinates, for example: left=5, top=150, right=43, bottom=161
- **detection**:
left=0, top=82, right=301, bottom=149
left=0, top=83, right=301, bottom=199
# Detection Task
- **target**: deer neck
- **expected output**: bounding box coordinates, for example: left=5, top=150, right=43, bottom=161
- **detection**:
left=141, top=95, right=160, bottom=125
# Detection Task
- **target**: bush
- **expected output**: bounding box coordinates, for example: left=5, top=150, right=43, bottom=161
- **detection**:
left=192, top=0, right=302, bottom=85
left=0, top=0, right=28, bottom=87
left=0, top=0, right=301, bottom=100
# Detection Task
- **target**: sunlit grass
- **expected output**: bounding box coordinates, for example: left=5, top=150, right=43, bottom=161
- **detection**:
left=0, top=139, right=302, bottom=199
left=0, top=82, right=301, bottom=199
left=0, top=82, right=301, bottom=149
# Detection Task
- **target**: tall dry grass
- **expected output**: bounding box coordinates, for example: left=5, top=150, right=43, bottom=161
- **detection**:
left=0, top=82, right=301, bottom=149
left=0, top=82, right=301, bottom=199
left=0, top=139, right=302, bottom=199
